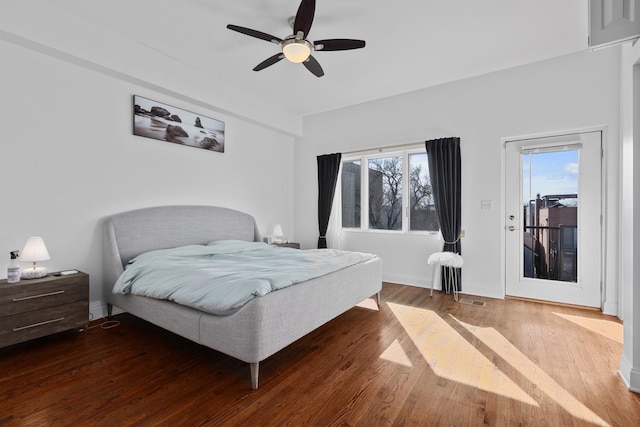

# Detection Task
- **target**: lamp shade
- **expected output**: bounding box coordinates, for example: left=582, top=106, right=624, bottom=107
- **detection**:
left=20, top=237, right=50, bottom=262
left=273, top=224, right=284, bottom=237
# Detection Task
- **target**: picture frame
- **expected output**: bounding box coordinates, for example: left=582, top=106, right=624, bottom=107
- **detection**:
left=133, top=95, right=225, bottom=153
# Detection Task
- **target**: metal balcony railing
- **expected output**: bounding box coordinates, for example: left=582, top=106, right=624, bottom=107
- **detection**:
left=523, top=225, right=577, bottom=282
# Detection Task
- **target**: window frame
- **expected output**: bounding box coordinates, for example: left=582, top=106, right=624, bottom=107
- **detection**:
left=339, top=146, right=439, bottom=235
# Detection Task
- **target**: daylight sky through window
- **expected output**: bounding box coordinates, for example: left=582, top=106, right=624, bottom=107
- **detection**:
left=522, top=150, right=579, bottom=205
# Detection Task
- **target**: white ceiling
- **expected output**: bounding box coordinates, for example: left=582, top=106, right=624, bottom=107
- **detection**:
left=2, top=0, right=589, bottom=120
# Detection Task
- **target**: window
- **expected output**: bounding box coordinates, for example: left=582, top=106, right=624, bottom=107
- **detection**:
left=408, top=153, right=438, bottom=231
left=341, top=160, right=361, bottom=228
left=369, top=156, right=403, bottom=230
left=341, top=148, right=438, bottom=232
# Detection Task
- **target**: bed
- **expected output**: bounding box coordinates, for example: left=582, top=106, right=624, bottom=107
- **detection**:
left=102, top=205, right=382, bottom=389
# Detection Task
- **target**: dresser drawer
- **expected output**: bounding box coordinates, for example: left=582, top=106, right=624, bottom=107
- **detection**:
left=0, top=274, right=88, bottom=316
left=0, top=300, right=89, bottom=347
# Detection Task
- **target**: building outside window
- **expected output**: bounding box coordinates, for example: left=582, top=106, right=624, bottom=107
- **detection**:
left=341, top=160, right=361, bottom=228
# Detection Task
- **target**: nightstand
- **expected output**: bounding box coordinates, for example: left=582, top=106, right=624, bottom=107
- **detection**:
left=0, top=272, right=89, bottom=348
left=272, top=242, right=300, bottom=249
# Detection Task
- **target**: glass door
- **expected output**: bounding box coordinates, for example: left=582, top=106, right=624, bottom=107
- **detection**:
left=505, top=132, right=602, bottom=307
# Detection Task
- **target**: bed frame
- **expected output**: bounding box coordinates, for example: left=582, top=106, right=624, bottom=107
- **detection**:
left=103, top=205, right=382, bottom=389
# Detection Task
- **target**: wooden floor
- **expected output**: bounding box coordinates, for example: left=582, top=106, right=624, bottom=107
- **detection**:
left=1, top=283, right=639, bottom=426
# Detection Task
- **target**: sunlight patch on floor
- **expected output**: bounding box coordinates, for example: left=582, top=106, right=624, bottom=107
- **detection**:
left=552, top=312, right=623, bottom=344
left=380, top=339, right=414, bottom=367
left=454, top=316, right=610, bottom=426
left=387, top=302, right=537, bottom=405
left=356, top=297, right=380, bottom=311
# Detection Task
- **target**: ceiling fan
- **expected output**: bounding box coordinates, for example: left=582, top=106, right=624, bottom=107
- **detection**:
left=226, top=0, right=365, bottom=77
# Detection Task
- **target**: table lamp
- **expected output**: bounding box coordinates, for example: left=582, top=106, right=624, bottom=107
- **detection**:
left=272, top=224, right=286, bottom=244
left=20, top=237, right=50, bottom=279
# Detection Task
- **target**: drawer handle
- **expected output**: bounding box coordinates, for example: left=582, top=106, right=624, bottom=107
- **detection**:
left=13, top=317, right=66, bottom=331
left=12, top=290, right=65, bottom=302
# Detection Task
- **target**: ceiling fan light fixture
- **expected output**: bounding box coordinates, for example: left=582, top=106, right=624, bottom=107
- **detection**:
left=227, top=0, right=365, bottom=77
left=282, top=38, right=312, bottom=63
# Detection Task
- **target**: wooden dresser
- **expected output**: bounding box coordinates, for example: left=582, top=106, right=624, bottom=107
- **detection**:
left=0, top=272, right=89, bottom=348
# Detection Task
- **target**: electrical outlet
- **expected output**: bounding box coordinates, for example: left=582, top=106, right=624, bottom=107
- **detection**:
left=460, top=229, right=466, bottom=238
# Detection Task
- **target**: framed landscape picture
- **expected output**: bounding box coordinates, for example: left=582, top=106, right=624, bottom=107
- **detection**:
left=133, top=95, right=225, bottom=153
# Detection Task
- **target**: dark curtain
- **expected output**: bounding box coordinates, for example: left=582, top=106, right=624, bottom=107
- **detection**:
left=317, top=153, right=342, bottom=249
left=425, top=137, right=462, bottom=292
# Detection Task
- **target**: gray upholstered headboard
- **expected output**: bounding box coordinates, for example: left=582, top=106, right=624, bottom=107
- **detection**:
left=103, top=205, right=260, bottom=289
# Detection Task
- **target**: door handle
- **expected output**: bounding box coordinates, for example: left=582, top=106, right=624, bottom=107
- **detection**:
left=508, top=225, right=520, bottom=231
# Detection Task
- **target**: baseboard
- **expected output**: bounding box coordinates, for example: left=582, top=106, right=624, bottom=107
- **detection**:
left=619, top=355, right=640, bottom=393
left=90, top=300, right=123, bottom=320
left=382, top=274, right=506, bottom=300
left=456, top=283, right=505, bottom=300
left=383, top=273, right=431, bottom=289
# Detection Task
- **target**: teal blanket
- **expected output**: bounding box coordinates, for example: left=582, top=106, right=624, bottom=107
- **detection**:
left=113, top=240, right=376, bottom=315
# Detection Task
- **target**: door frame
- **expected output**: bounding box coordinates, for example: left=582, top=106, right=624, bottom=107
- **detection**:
left=500, top=126, right=608, bottom=309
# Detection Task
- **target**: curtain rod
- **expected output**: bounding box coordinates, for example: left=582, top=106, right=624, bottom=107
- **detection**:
left=341, top=141, right=425, bottom=156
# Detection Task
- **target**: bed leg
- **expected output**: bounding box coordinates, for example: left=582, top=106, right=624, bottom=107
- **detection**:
left=107, top=303, right=113, bottom=318
left=376, top=291, right=381, bottom=307
left=250, top=362, right=259, bottom=390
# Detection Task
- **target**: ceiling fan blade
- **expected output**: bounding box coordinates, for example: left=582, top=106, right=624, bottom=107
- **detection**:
left=293, top=0, right=316, bottom=38
left=303, top=55, right=324, bottom=77
left=253, top=54, right=284, bottom=71
left=314, top=39, right=366, bottom=51
left=226, top=24, right=282, bottom=43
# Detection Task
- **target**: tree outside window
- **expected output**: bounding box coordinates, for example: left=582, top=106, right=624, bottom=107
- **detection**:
left=341, top=149, right=438, bottom=232
left=369, top=156, right=403, bottom=230
left=409, top=153, right=438, bottom=231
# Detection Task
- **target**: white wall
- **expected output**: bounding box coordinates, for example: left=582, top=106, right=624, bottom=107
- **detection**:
left=0, top=39, right=296, bottom=316
left=0, top=2, right=302, bottom=136
left=295, top=47, right=621, bottom=309
left=619, top=40, right=640, bottom=392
